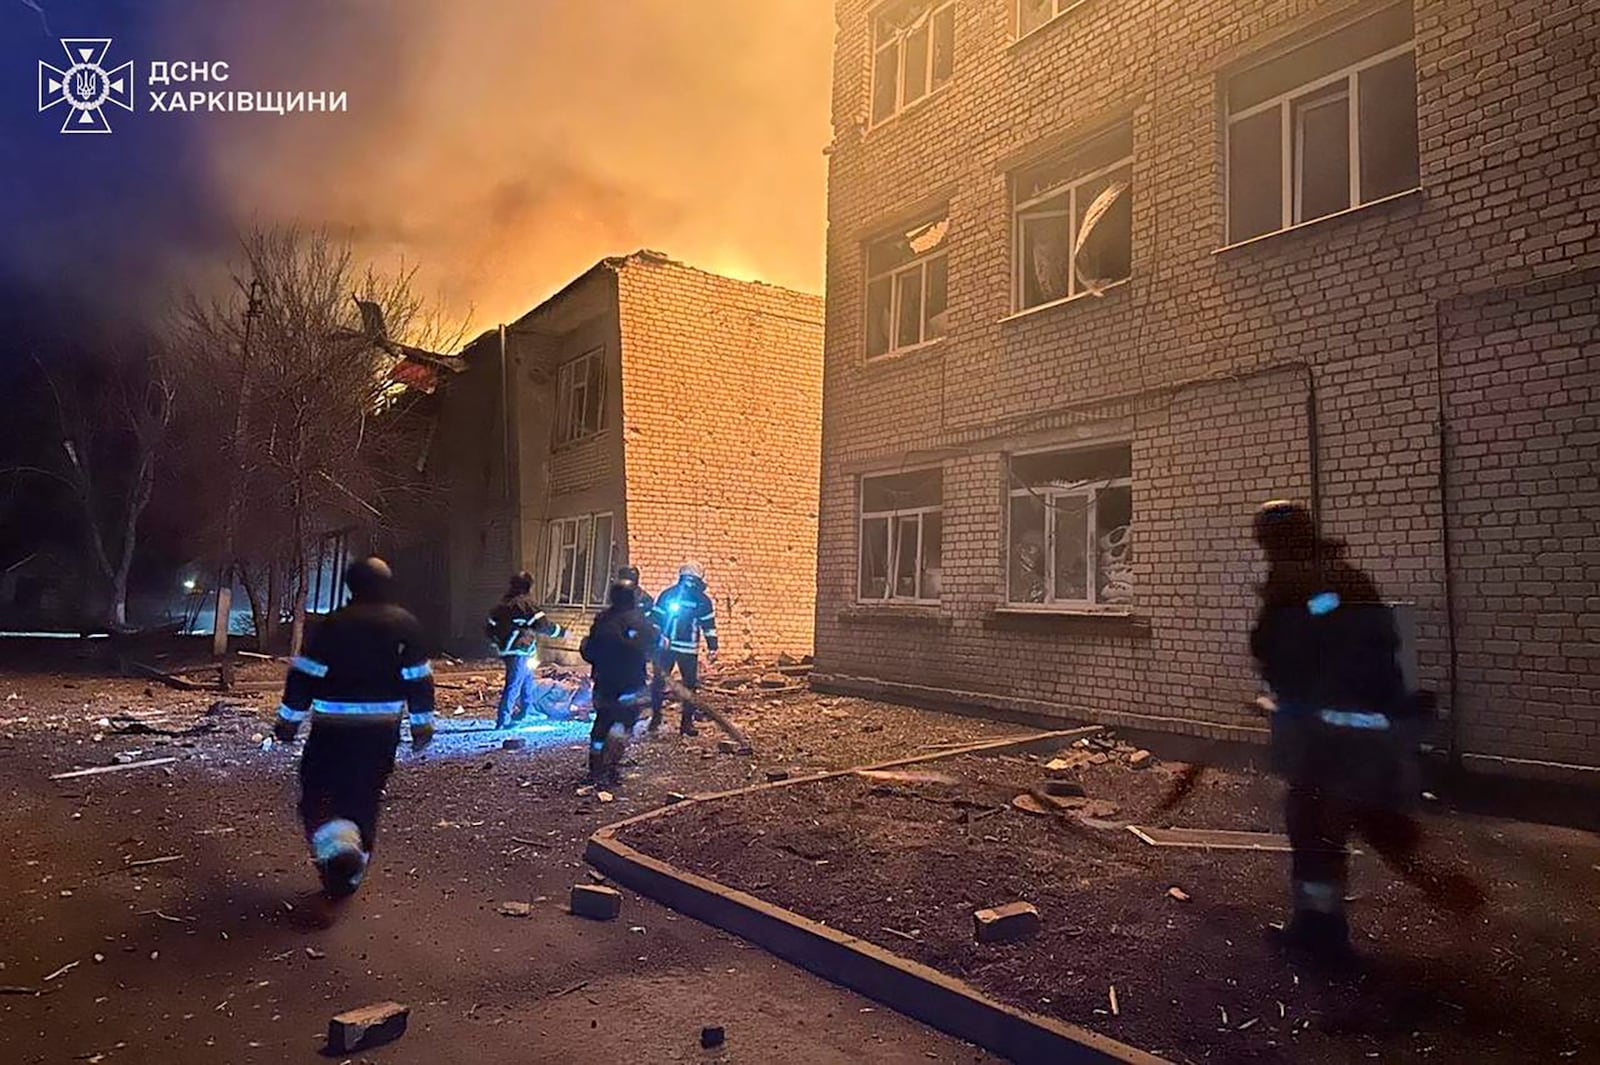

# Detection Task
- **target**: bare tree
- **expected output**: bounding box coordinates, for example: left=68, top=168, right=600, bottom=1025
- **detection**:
left=2, top=346, right=176, bottom=629
left=175, top=225, right=462, bottom=653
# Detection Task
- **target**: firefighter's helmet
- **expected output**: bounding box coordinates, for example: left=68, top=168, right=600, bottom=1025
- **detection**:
left=678, top=561, right=705, bottom=583
left=608, top=580, right=639, bottom=610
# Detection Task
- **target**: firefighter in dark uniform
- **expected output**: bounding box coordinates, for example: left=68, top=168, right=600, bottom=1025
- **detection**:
left=485, top=571, right=566, bottom=730
left=618, top=565, right=653, bottom=614
left=580, top=576, right=659, bottom=784
left=1251, top=500, right=1481, bottom=958
left=272, top=557, right=434, bottom=898
left=648, top=561, right=718, bottom=735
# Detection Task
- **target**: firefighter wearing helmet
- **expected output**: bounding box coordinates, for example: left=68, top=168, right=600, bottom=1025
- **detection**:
left=648, top=561, right=718, bottom=735
left=272, top=557, right=435, bottom=899
left=1249, top=500, right=1480, bottom=960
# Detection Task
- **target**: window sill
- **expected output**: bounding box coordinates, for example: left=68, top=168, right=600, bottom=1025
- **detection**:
left=838, top=603, right=952, bottom=627
left=1214, top=187, right=1423, bottom=255
left=1009, top=0, right=1100, bottom=52
left=985, top=606, right=1149, bottom=635
left=864, top=337, right=946, bottom=366
left=998, top=278, right=1130, bottom=325
left=865, top=80, right=955, bottom=138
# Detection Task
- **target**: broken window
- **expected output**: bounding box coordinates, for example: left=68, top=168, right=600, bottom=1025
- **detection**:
left=1016, top=0, right=1087, bottom=39
left=555, top=347, right=607, bottom=445
left=546, top=511, right=614, bottom=606
left=1226, top=3, right=1418, bottom=243
left=1013, top=126, right=1133, bottom=311
left=865, top=210, right=949, bottom=359
left=1007, top=445, right=1133, bottom=607
left=859, top=467, right=942, bottom=602
left=870, top=0, right=956, bottom=126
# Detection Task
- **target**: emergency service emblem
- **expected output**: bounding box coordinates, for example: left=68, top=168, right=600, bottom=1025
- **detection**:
left=38, top=38, right=134, bottom=134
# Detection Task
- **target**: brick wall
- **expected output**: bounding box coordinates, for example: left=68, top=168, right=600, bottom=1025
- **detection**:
left=615, top=255, right=825, bottom=659
left=817, top=0, right=1600, bottom=769
left=1442, top=268, right=1600, bottom=771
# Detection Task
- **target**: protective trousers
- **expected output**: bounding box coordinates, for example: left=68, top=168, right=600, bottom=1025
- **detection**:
left=648, top=652, right=699, bottom=731
left=497, top=654, right=536, bottom=727
left=299, top=720, right=398, bottom=856
left=589, top=692, right=645, bottom=782
left=1274, top=710, right=1424, bottom=939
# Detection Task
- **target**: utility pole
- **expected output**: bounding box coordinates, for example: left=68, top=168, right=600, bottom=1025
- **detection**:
left=213, top=278, right=264, bottom=689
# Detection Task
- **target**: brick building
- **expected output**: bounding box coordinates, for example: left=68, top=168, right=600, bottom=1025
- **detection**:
left=417, top=251, right=824, bottom=662
left=813, top=0, right=1599, bottom=778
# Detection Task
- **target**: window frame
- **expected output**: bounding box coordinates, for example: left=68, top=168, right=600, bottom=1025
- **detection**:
left=1011, top=150, right=1134, bottom=314
left=863, top=217, right=949, bottom=361
left=544, top=510, right=615, bottom=607
left=857, top=468, right=943, bottom=604
left=1225, top=38, right=1417, bottom=244
left=554, top=347, right=608, bottom=446
left=1013, top=0, right=1093, bottom=43
left=868, top=0, right=957, bottom=129
left=1006, top=446, right=1133, bottom=610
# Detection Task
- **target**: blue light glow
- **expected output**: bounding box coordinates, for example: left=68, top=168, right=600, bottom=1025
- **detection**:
left=1306, top=591, right=1341, bottom=616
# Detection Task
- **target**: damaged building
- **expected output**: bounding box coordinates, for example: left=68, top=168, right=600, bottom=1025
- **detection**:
left=813, top=0, right=1599, bottom=777
left=410, top=251, right=824, bottom=662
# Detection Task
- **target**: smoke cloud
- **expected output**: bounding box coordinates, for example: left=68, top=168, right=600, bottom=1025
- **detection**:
left=171, top=0, right=833, bottom=327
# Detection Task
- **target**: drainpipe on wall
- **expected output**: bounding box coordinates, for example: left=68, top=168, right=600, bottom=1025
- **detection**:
left=500, top=323, right=512, bottom=505
left=1433, top=300, right=1463, bottom=773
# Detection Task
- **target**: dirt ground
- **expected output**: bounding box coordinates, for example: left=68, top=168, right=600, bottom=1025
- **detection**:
left=623, top=738, right=1600, bottom=1065
left=0, top=660, right=1017, bottom=1065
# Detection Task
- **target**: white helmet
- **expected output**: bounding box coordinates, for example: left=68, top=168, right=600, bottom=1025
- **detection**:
left=678, top=561, right=705, bottom=581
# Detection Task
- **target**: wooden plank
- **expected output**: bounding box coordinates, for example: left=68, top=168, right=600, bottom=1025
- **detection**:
left=1127, top=825, right=1293, bottom=852
left=50, top=757, right=179, bottom=780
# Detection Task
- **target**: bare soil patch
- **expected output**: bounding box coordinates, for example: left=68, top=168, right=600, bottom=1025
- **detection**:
left=622, top=739, right=1600, bottom=1064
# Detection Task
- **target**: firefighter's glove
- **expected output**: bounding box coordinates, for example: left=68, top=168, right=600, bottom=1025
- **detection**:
left=411, top=722, right=435, bottom=751
left=273, top=717, right=300, bottom=745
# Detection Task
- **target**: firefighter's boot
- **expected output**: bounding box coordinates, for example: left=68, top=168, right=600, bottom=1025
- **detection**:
left=311, top=819, right=368, bottom=899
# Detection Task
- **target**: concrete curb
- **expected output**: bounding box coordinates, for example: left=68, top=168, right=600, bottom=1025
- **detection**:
left=587, top=726, right=1171, bottom=1065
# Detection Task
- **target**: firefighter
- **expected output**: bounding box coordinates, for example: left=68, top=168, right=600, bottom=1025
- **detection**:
left=272, top=557, right=434, bottom=898
left=579, top=579, right=659, bottom=784
left=1250, top=500, right=1480, bottom=959
left=648, top=561, right=719, bottom=735
left=618, top=565, right=653, bottom=614
left=485, top=571, right=566, bottom=730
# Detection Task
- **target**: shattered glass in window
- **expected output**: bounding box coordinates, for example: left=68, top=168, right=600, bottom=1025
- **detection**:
left=893, top=514, right=920, bottom=598
left=1020, top=203, right=1072, bottom=308
left=859, top=516, right=890, bottom=599
left=895, top=269, right=924, bottom=349
left=925, top=256, right=948, bottom=339
left=1009, top=494, right=1047, bottom=604
left=866, top=275, right=893, bottom=357
left=1052, top=494, right=1091, bottom=602
left=1096, top=485, right=1133, bottom=604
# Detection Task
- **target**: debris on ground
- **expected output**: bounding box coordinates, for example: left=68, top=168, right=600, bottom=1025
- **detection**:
left=570, top=884, right=622, bottom=921
left=973, top=902, right=1041, bottom=944
left=502, top=737, right=525, bottom=751
left=700, top=1025, right=726, bottom=1049
left=327, top=1000, right=409, bottom=1053
left=1167, top=886, right=1192, bottom=902
left=1129, top=749, right=1153, bottom=769
left=497, top=901, right=532, bottom=917
left=49, top=756, right=178, bottom=780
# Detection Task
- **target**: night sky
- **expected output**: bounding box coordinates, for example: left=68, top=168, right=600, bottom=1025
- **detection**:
left=0, top=0, right=833, bottom=361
